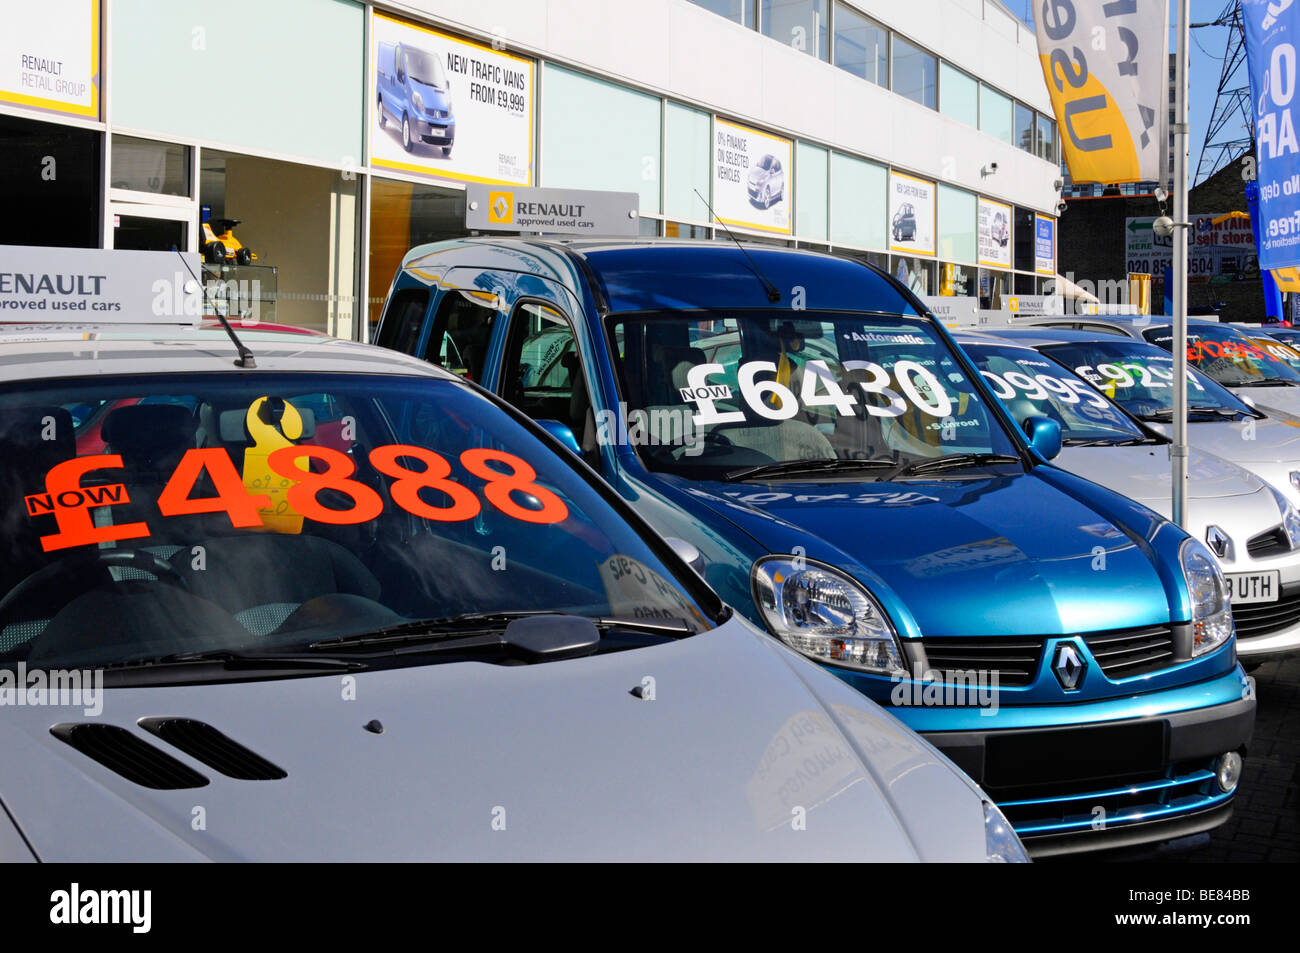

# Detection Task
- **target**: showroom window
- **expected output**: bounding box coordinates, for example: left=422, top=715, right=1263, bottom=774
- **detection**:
left=541, top=64, right=662, bottom=213
left=796, top=141, right=829, bottom=241
left=830, top=152, right=887, bottom=251
left=833, top=3, right=888, bottom=86
left=0, top=114, right=101, bottom=248
left=891, top=255, right=933, bottom=295
left=110, top=136, right=190, bottom=197
left=939, top=63, right=978, bottom=127
left=1013, top=206, right=1036, bottom=273
left=1036, top=114, right=1057, bottom=164
left=201, top=149, right=359, bottom=337
left=688, top=0, right=756, bottom=27
left=892, top=37, right=936, bottom=109
left=940, top=262, right=974, bottom=296
left=979, top=84, right=1012, bottom=144
left=937, top=184, right=976, bottom=264
left=665, top=221, right=711, bottom=238
left=760, top=0, right=830, bottom=60
left=1015, top=101, right=1035, bottom=152
left=664, top=102, right=711, bottom=222
left=368, top=177, right=466, bottom=330
left=979, top=268, right=1010, bottom=308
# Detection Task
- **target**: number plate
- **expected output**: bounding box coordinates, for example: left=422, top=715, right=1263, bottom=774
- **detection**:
left=1227, top=570, right=1281, bottom=604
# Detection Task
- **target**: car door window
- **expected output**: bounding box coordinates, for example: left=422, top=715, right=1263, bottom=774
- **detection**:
left=501, top=302, right=598, bottom=462
left=376, top=288, right=430, bottom=355
left=424, top=289, right=497, bottom=383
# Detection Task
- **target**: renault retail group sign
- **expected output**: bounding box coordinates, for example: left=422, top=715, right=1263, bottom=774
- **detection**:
left=1, top=0, right=99, bottom=119
left=465, top=185, right=639, bottom=236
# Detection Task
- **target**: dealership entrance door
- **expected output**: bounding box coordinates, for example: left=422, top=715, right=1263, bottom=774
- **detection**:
left=108, top=204, right=192, bottom=252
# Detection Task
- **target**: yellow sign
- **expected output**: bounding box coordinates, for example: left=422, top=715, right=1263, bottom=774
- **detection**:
left=1007, top=297, right=1020, bottom=313
left=1, top=1, right=100, bottom=119
left=241, top=397, right=308, bottom=535
left=487, top=191, right=514, bottom=224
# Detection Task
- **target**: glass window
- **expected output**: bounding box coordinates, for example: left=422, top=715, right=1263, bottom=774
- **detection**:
left=0, top=372, right=714, bottom=673
left=608, top=309, right=1019, bottom=483
left=201, top=149, right=359, bottom=337
left=0, top=114, right=100, bottom=248
left=892, top=37, right=936, bottom=109
left=665, top=103, right=711, bottom=222
left=761, top=0, right=830, bottom=60
left=111, top=0, right=363, bottom=166
left=937, top=184, right=976, bottom=264
left=376, top=288, right=430, bottom=356
left=833, top=3, right=887, bottom=86
left=796, top=141, right=829, bottom=241
left=978, top=267, right=1010, bottom=309
left=665, top=221, right=711, bottom=238
left=688, top=0, right=756, bottom=26
left=541, top=64, right=661, bottom=213
left=939, top=63, right=977, bottom=127
left=369, top=178, right=467, bottom=331
left=1015, top=101, right=1035, bottom=152
left=110, top=135, right=191, bottom=196
left=425, top=289, right=499, bottom=383
left=1013, top=206, right=1037, bottom=272
left=939, top=262, right=974, bottom=296
left=979, top=85, right=1012, bottom=144
left=830, top=152, right=887, bottom=250
left=891, top=255, right=934, bottom=295
left=1036, top=114, right=1057, bottom=163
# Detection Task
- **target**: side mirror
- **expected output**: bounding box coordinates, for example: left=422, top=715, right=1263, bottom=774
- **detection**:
left=1238, top=394, right=1258, bottom=410
left=1022, top=415, right=1062, bottom=461
left=665, top=537, right=706, bottom=575
left=537, top=419, right=581, bottom=456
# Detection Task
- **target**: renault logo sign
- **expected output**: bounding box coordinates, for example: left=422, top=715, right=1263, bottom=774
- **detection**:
left=1054, top=643, right=1086, bottom=691
left=488, top=191, right=513, bottom=224
left=1206, top=525, right=1231, bottom=559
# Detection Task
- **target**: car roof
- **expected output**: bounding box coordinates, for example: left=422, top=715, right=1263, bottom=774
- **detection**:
left=975, top=326, right=1167, bottom=347
left=0, top=323, right=453, bottom=384
left=400, top=238, right=923, bottom=315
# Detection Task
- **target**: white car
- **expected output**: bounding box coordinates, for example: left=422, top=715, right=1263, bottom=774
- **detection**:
left=958, top=332, right=1300, bottom=667
left=0, top=317, right=1023, bottom=862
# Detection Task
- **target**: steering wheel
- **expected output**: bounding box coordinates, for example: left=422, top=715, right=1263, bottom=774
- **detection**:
left=702, top=430, right=736, bottom=448
left=0, top=549, right=188, bottom=626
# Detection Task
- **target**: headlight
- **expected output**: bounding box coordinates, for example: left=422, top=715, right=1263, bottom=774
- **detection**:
left=1290, top=470, right=1300, bottom=495
left=1267, top=485, right=1300, bottom=548
left=984, top=801, right=1030, bottom=863
left=1180, top=537, right=1234, bottom=657
left=412, top=91, right=425, bottom=114
left=751, top=556, right=905, bottom=674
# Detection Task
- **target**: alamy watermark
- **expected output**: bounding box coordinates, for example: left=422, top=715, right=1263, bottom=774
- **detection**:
left=594, top=404, right=704, bottom=456
left=890, top=665, right=1000, bottom=716
left=0, top=663, right=103, bottom=716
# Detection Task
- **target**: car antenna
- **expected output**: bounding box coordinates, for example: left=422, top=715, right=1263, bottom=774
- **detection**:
left=693, top=189, right=781, bottom=303
left=175, top=250, right=256, bottom=368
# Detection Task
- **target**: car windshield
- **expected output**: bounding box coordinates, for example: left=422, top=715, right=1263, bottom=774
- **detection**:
left=962, top=344, right=1145, bottom=444
left=1250, top=336, right=1300, bottom=371
left=404, top=47, right=446, bottom=88
left=1143, top=323, right=1300, bottom=385
left=0, top=374, right=714, bottom=676
left=607, top=311, right=1020, bottom=480
left=1037, top=340, right=1256, bottom=418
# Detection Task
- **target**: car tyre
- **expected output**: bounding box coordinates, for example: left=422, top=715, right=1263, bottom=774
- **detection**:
left=235, top=248, right=254, bottom=266
left=402, top=115, right=413, bottom=152
left=203, top=242, right=226, bottom=264
left=441, top=145, right=452, bottom=158
left=762, top=185, right=771, bottom=208
left=377, top=96, right=386, bottom=129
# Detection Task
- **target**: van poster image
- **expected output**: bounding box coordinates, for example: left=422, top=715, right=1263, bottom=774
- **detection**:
left=369, top=13, right=534, bottom=186
left=712, top=118, right=791, bottom=235
left=977, top=198, right=1012, bottom=268
left=889, top=171, right=935, bottom=256
left=0, top=0, right=98, bottom=119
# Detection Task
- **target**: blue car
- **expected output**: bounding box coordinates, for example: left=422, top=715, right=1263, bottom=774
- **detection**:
left=375, top=239, right=1255, bottom=856
left=377, top=40, right=455, bottom=156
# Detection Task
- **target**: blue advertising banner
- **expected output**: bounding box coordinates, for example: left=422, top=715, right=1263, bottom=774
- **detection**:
left=1244, top=0, right=1300, bottom=270
left=1034, top=215, right=1055, bottom=275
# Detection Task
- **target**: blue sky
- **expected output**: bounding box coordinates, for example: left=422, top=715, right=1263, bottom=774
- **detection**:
left=1014, top=0, right=1248, bottom=184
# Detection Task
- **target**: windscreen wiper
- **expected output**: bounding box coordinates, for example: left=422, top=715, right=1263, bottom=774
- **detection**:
left=1063, top=436, right=1161, bottom=447
left=98, top=650, right=365, bottom=684
left=723, top=458, right=899, bottom=482
left=307, top=611, right=695, bottom=653
left=885, top=453, right=1023, bottom=480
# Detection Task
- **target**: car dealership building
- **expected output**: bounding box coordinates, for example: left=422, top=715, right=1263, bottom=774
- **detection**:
left=1, top=0, right=1063, bottom=338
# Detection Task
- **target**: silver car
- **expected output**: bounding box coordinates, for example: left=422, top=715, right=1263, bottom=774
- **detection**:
left=975, top=327, right=1300, bottom=665
left=1014, top=316, right=1300, bottom=425
left=0, top=320, right=1023, bottom=862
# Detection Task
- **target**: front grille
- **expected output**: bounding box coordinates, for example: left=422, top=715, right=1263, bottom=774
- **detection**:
left=1246, top=525, right=1291, bottom=559
left=1082, top=626, right=1176, bottom=679
left=920, top=635, right=1044, bottom=687
left=1231, top=582, right=1300, bottom=640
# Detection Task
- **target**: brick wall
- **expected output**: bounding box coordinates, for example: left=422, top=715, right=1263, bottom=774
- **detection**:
left=1058, top=158, right=1274, bottom=322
